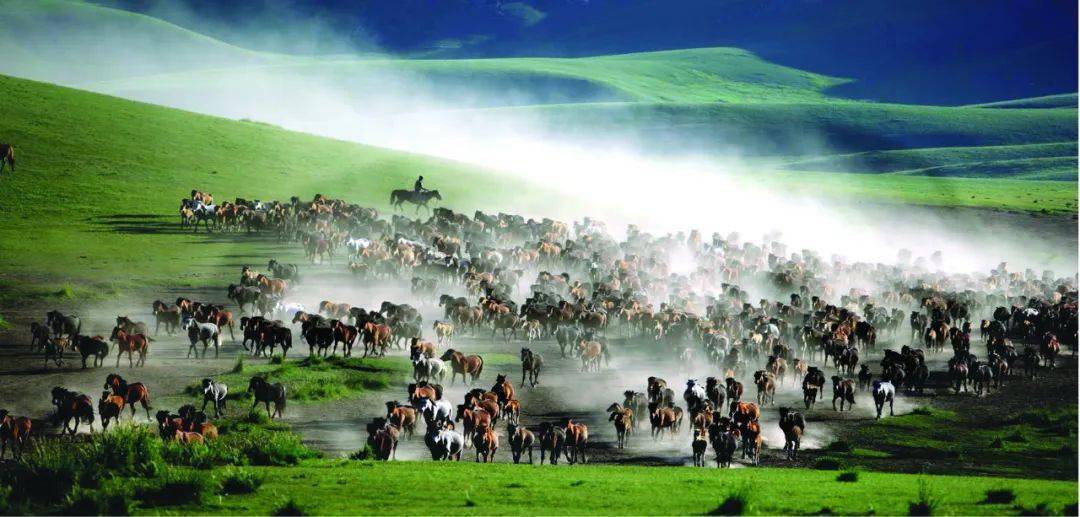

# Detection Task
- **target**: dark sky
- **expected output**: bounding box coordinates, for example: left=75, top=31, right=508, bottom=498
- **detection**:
left=96, top=0, right=1078, bottom=105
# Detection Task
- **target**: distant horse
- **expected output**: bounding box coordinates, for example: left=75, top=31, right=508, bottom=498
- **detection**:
left=248, top=376, right=286, bottom=419
left=0, top=144, right=13, bottom=174
left=390, top=189, right=442, bottom=213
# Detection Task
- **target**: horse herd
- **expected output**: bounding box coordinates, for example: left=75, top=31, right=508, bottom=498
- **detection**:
left=8, top=190, right=1075, bottom=470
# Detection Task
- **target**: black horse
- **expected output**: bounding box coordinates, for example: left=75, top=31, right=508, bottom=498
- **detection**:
left=389, top=189, right=442, bottom=214
left=46, top=311, right=81, bottom=338
left=248, top=376, right=286, bottom=419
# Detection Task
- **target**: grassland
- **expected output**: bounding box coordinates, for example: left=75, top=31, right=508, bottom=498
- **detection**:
left=135, top=462, right=1079, bottom=515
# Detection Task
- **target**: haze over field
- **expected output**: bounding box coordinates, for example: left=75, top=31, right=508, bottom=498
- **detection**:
left=0, top=0, right=1075, bottom=275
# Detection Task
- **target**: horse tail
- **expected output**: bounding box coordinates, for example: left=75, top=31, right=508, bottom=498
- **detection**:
left=476, top=356, right=484, bottom=378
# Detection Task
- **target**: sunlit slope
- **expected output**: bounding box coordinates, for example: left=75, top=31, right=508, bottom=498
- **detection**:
left=968, top=93, right=1078, bottom=109
left=0, top=0, right=283, bottom=84
left=0, top=74, right=530, bottom=293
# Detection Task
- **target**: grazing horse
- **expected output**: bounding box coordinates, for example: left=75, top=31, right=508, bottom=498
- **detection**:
left=831, top=376, right=856, bottom=412
left=539, top=422, right=565, bottom=465
left=184, top=318, right=220, bottom=358
left=201, top=378, right=228, bottom=417
left=0, top=409, right=31, bottom=459
left=778, top=407, right=805, bottom=460
left=248, top=376, right=286, bottom=419
left=520, top=348, right=543, bottom=387
left=104, top=373, right=152, bottom=420
left=51, top=387, right=94, bottom=435
left=390, top=189, right=442, bottom=213
left=563, top=420, right=589, bottom=464
left=606, top=403, right=634, bottom=448
left=109, top=327, right=149, bottom=367
left=0, top=143, right=15, bottom=173
left=872, top=380, right=895, bottom=418
left=507, top=423, right=535, bottom=464
left=440, top=349, right=484, bottom=385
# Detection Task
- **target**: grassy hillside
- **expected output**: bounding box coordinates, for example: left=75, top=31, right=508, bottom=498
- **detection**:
left=0, top=0, right=285, bottom=85
left=154, top=461, right=1076, bottom=515
left=85, top=47, right=842, bottom=109
left=0, top=74, right=539, bottom=299
left=784, top=142, right=1078, bottom=180
left=969, top=93, right=1078, bottom=109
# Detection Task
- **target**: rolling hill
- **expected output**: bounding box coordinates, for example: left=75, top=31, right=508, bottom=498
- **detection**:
left=0, top=73, right=540, bottom=299
left=96, top=0, right=1079, bottom=106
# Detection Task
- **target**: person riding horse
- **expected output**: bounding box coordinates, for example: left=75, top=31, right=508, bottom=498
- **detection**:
left=414, top=176, right=427, bottom=194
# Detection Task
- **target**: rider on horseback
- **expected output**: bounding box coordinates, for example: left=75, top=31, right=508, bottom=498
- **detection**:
left=414, top=176, right=427, bottom=194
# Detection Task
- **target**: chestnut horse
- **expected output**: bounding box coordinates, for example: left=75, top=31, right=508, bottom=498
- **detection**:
left=440, top=349, right=484, bottom=385
left=0, top=409, right=31, bottom=459
left=563, top=420, right=589, bottom=464
left=105, top=373, right=152, bottom=420
left=109, top=327, right=150, bottom=367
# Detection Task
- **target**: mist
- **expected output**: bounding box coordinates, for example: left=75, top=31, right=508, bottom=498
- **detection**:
left=4, top=0, right=1076, bottom=279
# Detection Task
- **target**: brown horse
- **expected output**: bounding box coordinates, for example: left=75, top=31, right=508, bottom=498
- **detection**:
left=577, top=340, right=607, bottom=372
left=455, top=405, right=491, bottom=448
left=105, top=373, right=152, bottom=420
left=363, top=322, right=392, bottom=357
left=385, top=401, right=417, bottom=439
left=0, top=409, right=31, bottom=459
left=606, top=403, right=634, bottom=448
left=507, top=423, right=535, bottom=464
left=440, top=349, right=484, bottom=385
left=491, top=374, right=515, bottom=410
left=98, top=391, right=126, bottom=430
left=110, top=327, right=150, bottom=367
left=409, top=337, right=437, bottom=359
left=256, top=274, right=288, bottom=296
left=0, top=144, right=14, bottom=174
left=563, top=420, right=589, bottom=464
left=473, top=425, right=499, bottom=462
left=407, top=382, right=442, bottom=407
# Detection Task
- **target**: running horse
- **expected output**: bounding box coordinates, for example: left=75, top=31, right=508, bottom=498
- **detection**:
left=389, top=189, right=442, bottom=214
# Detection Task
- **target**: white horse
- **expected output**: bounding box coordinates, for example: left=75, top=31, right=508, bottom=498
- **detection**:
left=872, top=380, right=895, bottom=419
left=184, top=318, right=220, bottom=359
left=683, top=379, right=708, bottom=414
left=273, top=301, right=305, bottom=320
left=346, top=237, right=371, bottom=258
left=426, top=427, right=464, bottom=461
left=417, top=397, right=452, bottom=425
left=412, top=356, right=447, bottom=384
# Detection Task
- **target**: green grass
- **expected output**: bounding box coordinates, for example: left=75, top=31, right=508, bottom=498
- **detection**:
left=783, top=142, right=1077, bottom=176
left=968, top=93, right=1078, bottom=109
left=831, top=405, right=1077, bottom=479
left=154, top=461, right=1076, bottom=515
left=184, top=355, right=411, bottom=404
